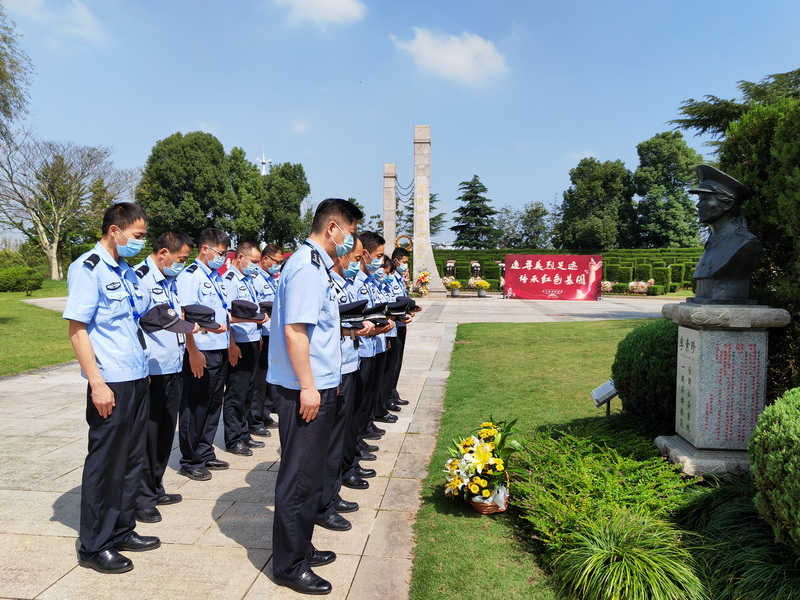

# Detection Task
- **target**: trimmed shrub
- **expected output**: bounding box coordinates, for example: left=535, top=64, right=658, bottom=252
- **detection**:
left=620, top=261, right=634, bottom=268
left=635, top=264, right=653, bottom=281
left=617, top=266, right=633, bottom=283
left=611, top=319, right=679, bottom=431
left=652, top=260, right=666, bottom=267
left=652, top=266, right=672, bottom=287
left=683, top=280, right=694, bottom=290
left=669, top=263, right=686, bottom=284
left=647, top=284, right=666, bottom=296
left=483, top=278, right=500, bottom=290
left=611, top=283, right=628, bottom=294
left=605, top=264, right=619, bottom=282
left=455, top=265, right=471, bottom=279
left=555, top=508, right=706, bottom=600
left=749, top=387, right=800, bottom=552
left=0, top=267, right=44, bottom=294
left=71, top=243, right=95, bottom=261
left=669, top=283, right=680, bottom=293
left=483, top=265, right=500, bottom=279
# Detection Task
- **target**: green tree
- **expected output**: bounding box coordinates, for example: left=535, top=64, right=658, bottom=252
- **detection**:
left=263, top=161, right=310, bottom=246
left=633, top=131, right=703, bottom=248
left=496, top=202, right=550, bottom=248
left=396, top=192, right=446, bottom=237
left=136, top=131, right=234, bottom=241
left=450, top=175, right=500, bottom=249
left=718, top=98, right=800, bottom=398
left=222, top=147, right=265, bottom=243
left=552, top=158, right=635, bottom=250
left=671, top=67, right=800, bottom=146
left=0, top=6, right=31, bottom=142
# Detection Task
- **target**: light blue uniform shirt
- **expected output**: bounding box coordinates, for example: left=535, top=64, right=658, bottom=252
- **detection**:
left=267, top=239, right=342, bottom=391
left=134, top=256, right=186, bottom=375
left=332, top=270, right=359, bottom=375
left=224, top=266, right=261, bottom=343
left=176, top=259, right=230, bottom=351
left=391, top=271, right=409, bottom=328
left=378, top=277, right=398, bottom=339
left=344, top=270, right=383, bottom=358
left=253, top=267, right=277, bottom=337
left=62, top=242, right=149, bottom=383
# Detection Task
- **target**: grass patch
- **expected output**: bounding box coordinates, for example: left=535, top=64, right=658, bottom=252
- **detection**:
left=0, top=279, right=72, bottom=377
left=411, top=320, right=650, bottom=600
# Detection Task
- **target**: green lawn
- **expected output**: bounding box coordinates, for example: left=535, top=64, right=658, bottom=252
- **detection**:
left=0, top=279, right=73, bottom=377
left=410, top=320, right=652, bottom=600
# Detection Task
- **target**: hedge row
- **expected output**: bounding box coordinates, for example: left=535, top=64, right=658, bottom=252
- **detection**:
left=0, top=266, right=44, bottom=294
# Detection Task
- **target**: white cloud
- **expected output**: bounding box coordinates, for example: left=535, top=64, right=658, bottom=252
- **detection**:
left=274, top=0, right=366, bottom=26
left=391, top=27, right=508, bottom=86
left=566, top=149, right=596, bottom=162
left=5, top=0, right=106, bottom=45
left=290, top=118, right=312, bottom=134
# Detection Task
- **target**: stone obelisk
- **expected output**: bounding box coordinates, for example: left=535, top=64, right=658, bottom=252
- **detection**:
left=383, top=163, right=397, bottom=256
left=413, top=125, right=445, bottom=294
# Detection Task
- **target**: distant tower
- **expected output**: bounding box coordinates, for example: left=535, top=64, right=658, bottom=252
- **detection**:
left=258, top=149, right=272, bottom=175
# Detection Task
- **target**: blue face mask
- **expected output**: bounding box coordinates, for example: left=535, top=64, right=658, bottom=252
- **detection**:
left=366, top=253, right=383, bottom=272
left=267, top=265, right=281, bottom=275
left=343, top=260, right=360, bottom=279
left=115, top=229, right=145, bottom=258
left=163, top=252, right=185, bottom=277
left=333, top=223, right=354, bottom=258
left=381, top=273, right=393, bottom=284
left=243, top=262, right=258, bottom=276
left=207, top=247, right=226, bottom=270
left=396, top=263, right=408, bottom=273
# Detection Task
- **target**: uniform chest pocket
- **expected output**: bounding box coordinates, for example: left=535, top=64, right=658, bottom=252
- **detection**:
left=103, top=289, right=131, bottom=318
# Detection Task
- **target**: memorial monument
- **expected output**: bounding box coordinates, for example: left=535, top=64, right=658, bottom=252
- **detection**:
left=656, top=165, right=790, bottom=475
left=382, top=125, right=445, bottom=294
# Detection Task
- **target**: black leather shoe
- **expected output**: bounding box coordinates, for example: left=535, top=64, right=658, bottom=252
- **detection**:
left=135, top=507, right=162, bottom=523
left=244, top=438, right=265, bottom=448
left=274, top=569, right=332, bottom=595
left=228, top=441, right=253, bottom=456
left=156, top=493, right=182, bottom=505
left=369, top=425, right=386, bottom=435
left=342, top=475, right=369, bottom=490
left=115, top=532, right=161, bottom=552
left=375, top=413, right=397, bottom=423
left=79, top=549, right=133, bottom=574
left=355, top=466, right=376, bottom=478
left=205, top=459, right=229, bottom=470
left=306, top=547, right=337, bottom=567
left=364, top=431, right=383, bottom=440
left=334, top=499, right=359, bottom=513
left=179, top=467, right=211, bottom=481
left=386, top=402, right=401, bottom=412
left=249, top=426, right=270, bottom=437
left=264, top=417, right=279, bottom=429
left=315, top=513, right=352, bottom=531
left=360, top=442, right=379, bottom=452
left=395, top=398, right=409, bottom=405
left=358, top=451, right=376, bottom=461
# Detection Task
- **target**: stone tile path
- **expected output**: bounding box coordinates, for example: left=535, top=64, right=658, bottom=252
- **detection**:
left=1, top=295, right=670, bottom=599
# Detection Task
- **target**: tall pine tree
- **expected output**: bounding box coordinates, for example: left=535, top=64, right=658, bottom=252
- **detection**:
left=450, top=175, right=500, bottom=249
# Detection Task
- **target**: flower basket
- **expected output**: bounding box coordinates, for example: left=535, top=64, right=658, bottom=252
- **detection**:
left=467, top=472, right=510, bottom=514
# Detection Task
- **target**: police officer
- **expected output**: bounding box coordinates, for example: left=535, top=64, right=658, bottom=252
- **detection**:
left=175, top=228, right=230, bottom=481
left=132, top=230, right=195, bottom=524
left=63, top=202, right=159, bottom=574
left=250, top=244, right=284, bottom=436
left=388, top=247, right=413, bottom=406
left=268, top=198, right=363, bottom=595
left=222, top=242, right=266, bottom=456
left=315, top=234, right=375, bottom=532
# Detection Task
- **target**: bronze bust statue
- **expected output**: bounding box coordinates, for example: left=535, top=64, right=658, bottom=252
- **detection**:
left=687, top=165, right=762, bottom=305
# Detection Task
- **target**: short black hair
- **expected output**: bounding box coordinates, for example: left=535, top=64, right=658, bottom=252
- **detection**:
left=198, top=227, right=230, bottom=249
left=235, top=241, right=259, bottom=257
left=261, top=243, right=284, bottom=258
left=392, top=247, right=410, bottom=260
left=382, top=255, right=395, bottom=273
left=101, top=202, right=147, bottom=234
left=153, top=230, right=193, bottom=254
left=360, top=231, right=385, bottom=253
left=311, top=198, right=363, bottom=233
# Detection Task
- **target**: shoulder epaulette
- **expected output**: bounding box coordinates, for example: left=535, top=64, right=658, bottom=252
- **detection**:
left=183, top=264, right=198, bottom=275
left=134, top=264, right=150, bottom=279
left=83, top=254, right=100, bottom=270
left=310, top=249, right=321, bottom=268
left=225, top=271, right=236, bottom=280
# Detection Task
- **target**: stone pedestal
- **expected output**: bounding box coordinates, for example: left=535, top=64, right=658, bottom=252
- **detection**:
left=412, top=125, right=445, bottom=295
left=657, top=302, right=790, bottom=476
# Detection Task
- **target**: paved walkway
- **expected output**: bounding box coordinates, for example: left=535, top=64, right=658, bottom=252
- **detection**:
left=1, top=295, right=671, bottom=599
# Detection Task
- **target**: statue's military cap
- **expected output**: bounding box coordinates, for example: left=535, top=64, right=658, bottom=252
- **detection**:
left=688, top=165, right=752, bottom=204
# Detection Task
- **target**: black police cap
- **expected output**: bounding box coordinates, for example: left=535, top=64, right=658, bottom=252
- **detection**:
left=258, top=301, right=274, bottom=317
left=231, top=299, right=266, bottom=321
left=687, top=165, right=752, bottom=204
left=140, top=303, right=196, bottom=334
left=387, top=300, right=409, bottom=317
left=183, top=304, right=220, bottom=330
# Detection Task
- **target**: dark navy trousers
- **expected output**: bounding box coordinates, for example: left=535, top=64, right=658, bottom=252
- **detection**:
left=180, top=349, right=227, bottom=471
left=318, top=371, right=357, bottom=520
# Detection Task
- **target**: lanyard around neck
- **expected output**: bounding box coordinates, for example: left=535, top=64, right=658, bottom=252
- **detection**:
left=199, top=261, right=228, bottom=309
left=112, top=265, right=141, bottom=321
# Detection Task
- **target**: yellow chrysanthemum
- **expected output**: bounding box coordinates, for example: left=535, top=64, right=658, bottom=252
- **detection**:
left=469, top=483, right=479, bottom=494
left=482, top=489, right=491, bottom=498
left=480, top=422, right=494, bottom=428
left=496, top=463, right=505, bottom=472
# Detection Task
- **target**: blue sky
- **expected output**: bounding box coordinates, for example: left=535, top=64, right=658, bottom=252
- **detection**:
left=6, top=0, right=800, bottom=243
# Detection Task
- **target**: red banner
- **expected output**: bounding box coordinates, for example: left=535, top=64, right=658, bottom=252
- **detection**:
left=504, top=254, right=603, bottom=300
